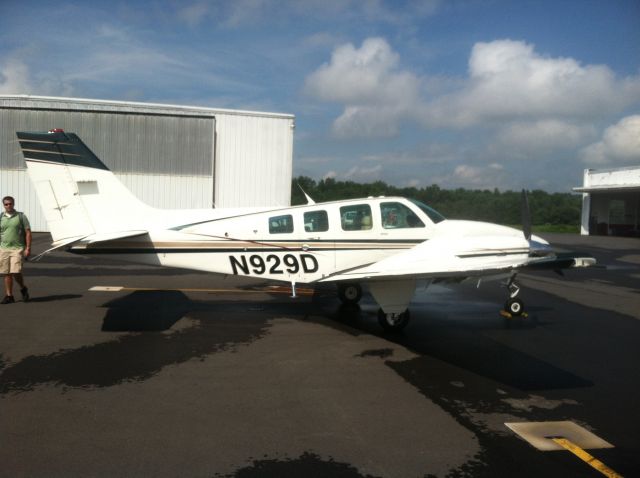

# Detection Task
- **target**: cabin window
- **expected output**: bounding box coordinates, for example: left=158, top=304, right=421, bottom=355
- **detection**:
left=269, top=214, right=294, bottom=234
left=380, top=202, right=425, bottom=229
left=340, top=204, right=373, bottom=231
left=304, top=210, right=329, bottom=232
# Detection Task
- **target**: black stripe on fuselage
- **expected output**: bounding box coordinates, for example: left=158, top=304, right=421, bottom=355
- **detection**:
left=69, top=244, right=418, bottom=255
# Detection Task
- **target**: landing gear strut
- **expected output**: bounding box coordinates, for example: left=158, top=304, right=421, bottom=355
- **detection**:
left=377, top=308, right=410, bottom=332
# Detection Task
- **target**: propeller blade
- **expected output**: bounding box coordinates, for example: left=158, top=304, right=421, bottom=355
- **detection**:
left=521, top=189, right=532, bottom=241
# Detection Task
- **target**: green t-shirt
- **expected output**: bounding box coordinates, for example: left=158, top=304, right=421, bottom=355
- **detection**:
left=0, top=212, right=31, bottom=249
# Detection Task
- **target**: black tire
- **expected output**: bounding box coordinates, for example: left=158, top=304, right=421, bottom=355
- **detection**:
left=338, top=283, right=362, bottom=305
left=377, top=308, right=410, bottom=332
left=505, top=298, right=524, bottom=316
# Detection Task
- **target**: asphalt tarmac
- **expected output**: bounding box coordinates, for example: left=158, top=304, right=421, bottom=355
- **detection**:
left=1, top=232, right=638, bottom=477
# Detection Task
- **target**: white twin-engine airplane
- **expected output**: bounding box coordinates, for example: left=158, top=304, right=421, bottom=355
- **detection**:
left=17, top=129, right=595, bottom=332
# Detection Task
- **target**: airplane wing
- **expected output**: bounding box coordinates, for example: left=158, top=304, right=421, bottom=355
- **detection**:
left=319, top=235, right=594, bottom=283
left=319, top=235, right=526, bottom=282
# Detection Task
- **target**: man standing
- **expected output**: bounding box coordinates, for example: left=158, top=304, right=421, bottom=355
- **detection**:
left=0, top=196, right=31, bottom=304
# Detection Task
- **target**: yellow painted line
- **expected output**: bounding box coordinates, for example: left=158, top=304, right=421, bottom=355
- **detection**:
left=550, top=437, right=623, bottom=478
left=89, top=285, right=316, bottom=296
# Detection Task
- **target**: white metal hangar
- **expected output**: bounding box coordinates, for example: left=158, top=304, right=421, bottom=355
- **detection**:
left=0, top=95, right=294, bottom=232
left=574, top=166, right=640, bottom=236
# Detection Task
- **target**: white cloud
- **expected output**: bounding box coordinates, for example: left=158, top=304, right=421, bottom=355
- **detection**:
left=580, top=115, right=640, bottom=165
left=306, top=37, right=640, bottom=140
left=446, top=163, right=507, bottom=188
left=427, top=39, right=640, bottom=127
left=0, top=59, right=33, bottom=94
left=497, top=120, right=593, bottom=152
left=0, top=58, right=74, bottom=96
left=343, top=164, right=383, bottom=181
left=304, top=37, right=422, bottom=138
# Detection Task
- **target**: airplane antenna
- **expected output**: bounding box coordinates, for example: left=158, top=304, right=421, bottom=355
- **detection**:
left=297, top=183, right=316, bottom=205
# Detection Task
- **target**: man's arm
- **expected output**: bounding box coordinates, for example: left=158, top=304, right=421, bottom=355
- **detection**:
left=24, top=229, right=32, bottom=258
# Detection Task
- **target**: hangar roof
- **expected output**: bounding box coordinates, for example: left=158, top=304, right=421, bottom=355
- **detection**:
left=0, top=94, right=294, bottom=120
left=574, top=165, right=640, bottom=194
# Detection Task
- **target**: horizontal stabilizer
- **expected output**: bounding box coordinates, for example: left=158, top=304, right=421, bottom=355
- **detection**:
left=83, top=230, right=148, bottom=243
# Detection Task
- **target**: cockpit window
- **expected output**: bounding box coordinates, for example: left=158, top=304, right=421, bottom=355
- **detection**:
left=380, top=202, right=425, bottom=229
left=408, top=199, right=446, bottom=224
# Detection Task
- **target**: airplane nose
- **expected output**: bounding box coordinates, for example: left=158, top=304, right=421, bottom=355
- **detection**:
left=528, top=234, right=552, bottom=256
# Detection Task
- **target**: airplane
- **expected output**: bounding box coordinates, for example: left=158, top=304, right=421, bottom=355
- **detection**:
left=16, top=129, right=596, bottom=332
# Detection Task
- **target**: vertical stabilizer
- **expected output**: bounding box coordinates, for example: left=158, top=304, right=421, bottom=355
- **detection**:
left=17, top=130, right=155, bottom=244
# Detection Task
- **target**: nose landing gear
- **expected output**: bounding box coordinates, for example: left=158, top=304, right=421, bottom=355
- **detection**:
left=501, top=274, right=528, bottom=319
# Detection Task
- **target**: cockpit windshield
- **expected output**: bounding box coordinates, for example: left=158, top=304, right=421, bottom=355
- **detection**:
left=409, top=199, right=446, bottom=224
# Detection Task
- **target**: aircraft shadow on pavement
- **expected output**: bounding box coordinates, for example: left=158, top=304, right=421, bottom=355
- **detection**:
left=26, top=294, right=83, bottom=303
left=0, top=292, right=273, bottom=394
left=101, top=290, right=192, bottom=331
left=328, top=302, right=593, bottom=392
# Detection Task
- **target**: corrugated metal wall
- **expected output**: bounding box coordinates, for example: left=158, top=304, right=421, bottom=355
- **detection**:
left=0, top=107, right=214, bottom=174
left=214, top=114, right=294, bottom=208
left=1, top=96, right=294, bottom=232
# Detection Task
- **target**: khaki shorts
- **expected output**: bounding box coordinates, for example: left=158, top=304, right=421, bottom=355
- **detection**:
left=0, top=249, right=24, bottom=274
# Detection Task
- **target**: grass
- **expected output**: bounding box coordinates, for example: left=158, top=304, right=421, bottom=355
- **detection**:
left=506, top=224, right=580, bottom=234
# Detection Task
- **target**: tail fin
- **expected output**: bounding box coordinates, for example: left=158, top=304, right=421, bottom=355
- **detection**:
left=17, top=130, right=154, bottom=244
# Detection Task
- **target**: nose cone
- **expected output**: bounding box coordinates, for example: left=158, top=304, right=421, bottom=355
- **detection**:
left=529, top=234, right=552, bottom=256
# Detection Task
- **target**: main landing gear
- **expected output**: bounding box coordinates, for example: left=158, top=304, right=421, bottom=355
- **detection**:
left=501, top=275, right=528, bottom=319
left=337, top=283, right=363, bottom=305
left=337, top=282, right=411, bottom=332
left=377, top=308, right=410, bottom=332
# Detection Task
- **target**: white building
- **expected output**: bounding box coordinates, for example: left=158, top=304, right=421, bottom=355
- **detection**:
left=573, top=166, right=640, bottom=236
left=1, top=95, right=295, bottom=231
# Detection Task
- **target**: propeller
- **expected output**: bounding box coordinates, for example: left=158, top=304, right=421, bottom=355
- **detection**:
left=521, top=189, right=554, bottom=259
left=521, top=189, right=532, bottom=241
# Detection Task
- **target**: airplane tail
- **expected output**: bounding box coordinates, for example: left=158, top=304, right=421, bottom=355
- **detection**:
left=16, top=129, right=154, bottom=245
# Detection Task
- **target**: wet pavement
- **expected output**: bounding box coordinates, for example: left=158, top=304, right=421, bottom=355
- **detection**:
left=1, top=233, right=639, bottom=477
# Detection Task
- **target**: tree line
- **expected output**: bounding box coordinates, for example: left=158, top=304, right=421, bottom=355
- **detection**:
left=291, top=176, right=582, bottom=226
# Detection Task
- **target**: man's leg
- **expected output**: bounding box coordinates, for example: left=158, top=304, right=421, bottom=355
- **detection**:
left=4, top=274, right=13, bottom=296
left=2, top=274, right=15, bottom=303
left=13, top=272, right=28, bottom=301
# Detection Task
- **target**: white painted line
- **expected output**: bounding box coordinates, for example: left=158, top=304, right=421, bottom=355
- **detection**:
left=89, top=286, right=124, bottom=291
left=505, top=421, right=614, bottom=451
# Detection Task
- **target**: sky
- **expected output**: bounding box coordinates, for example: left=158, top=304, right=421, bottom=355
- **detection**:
left=1, top=0, right=639, bottom=192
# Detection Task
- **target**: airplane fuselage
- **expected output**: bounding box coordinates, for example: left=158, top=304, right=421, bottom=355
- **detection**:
left=68, top=196, right=435, bottom=282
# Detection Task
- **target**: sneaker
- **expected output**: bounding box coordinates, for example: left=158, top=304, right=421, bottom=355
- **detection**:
left=1, top=295, right=15, bottom=304
left=20, top=287, right=29, bottom=302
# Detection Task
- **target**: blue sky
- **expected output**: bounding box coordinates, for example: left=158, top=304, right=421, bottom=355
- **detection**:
left=1, top=0, right=639, bottom=192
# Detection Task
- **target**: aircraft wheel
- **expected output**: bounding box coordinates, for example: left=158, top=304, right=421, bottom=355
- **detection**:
left=338, top=283, right=362, bottom=305
left=505, top=298, right=524, bottom=317
left=377, top=308, right=410, bottom=332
